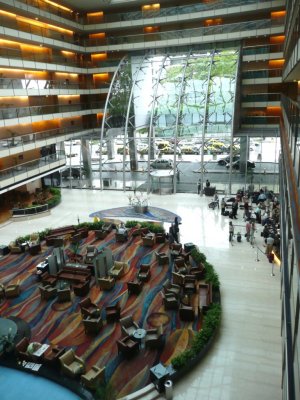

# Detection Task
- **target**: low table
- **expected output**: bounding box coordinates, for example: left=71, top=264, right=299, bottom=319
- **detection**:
left=150, top=362, right=175, bottom=392
left=33, top=343, right=50, bottom=358
left=132, top=328, right=146, bottom=348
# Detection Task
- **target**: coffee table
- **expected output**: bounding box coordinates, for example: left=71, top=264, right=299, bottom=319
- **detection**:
left=132, top=328, right=146, bottom=348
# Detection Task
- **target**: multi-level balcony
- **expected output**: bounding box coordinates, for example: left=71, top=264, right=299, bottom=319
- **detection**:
left=242, top=68, right=282, bottom=84
left=86, top=19, right=284, bottom=52
left=0, top=102, right=104, bottom=126
left=241, top=93, right=281, bottom=108
left=0, top=126, right=98, bottom=157
left=0, top=151, right=65, bottom=193
left=242, top=43, right=284, bottom=62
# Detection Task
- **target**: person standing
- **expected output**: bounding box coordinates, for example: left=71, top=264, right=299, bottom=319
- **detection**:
left=206, top=179, right=210, bottom=188
left=221, top=198, right=226, bottom=215
left=213, top=193, right=219, bottom=209
left=232, top=200, right=238, bottom=219
left=197, top=179, right=202, bottom=195
left=265, top=234, right=274, bottom=255
left=229, top=221, right=234, bottom=243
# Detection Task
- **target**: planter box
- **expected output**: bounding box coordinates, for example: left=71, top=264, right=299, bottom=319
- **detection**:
left=133, top=205, right=148, bottom=214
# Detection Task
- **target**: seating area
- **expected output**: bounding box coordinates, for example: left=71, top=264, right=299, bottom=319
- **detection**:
left=0, top=222, right=218, bottom=399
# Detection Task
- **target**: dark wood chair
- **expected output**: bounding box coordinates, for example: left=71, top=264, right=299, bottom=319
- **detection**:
left=82, top=315, right=103, bottom=335
left=137, top=264, right=151, bottom=282
left=117, top=335, right=139, bottom=357
left=145, top=325, right=164, bottom=349
left=79, top=297, right=101, bottom=318
left=73, top=280, right=90, bottom=297
left=127, top=279, right=143, bottom=295
left=161, top=291, right=179, bottom=310
left=183, top=275, right=197, bottom=294
left=43, top=345, right=65, bottom=365
left=155, top=252, right=169, bottom=266
left=163, top=279, right=181, bottom=297
left=105, top=302, right=121, bottom=322
left=179, top=304, right=195, bottom=321
left=119, top=316, right=139, bottom=336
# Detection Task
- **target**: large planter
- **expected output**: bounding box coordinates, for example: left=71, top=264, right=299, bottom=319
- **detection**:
left=133, top=205, right=148, bottom=214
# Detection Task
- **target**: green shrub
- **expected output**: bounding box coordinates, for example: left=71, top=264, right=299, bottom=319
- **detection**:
left=191, top=248, right=206, bottom=264
left=171, top=303, right=221, bottom=370
left=125, top=220, right=165, bottom=233
left=204, top=262, right=220, bottom=290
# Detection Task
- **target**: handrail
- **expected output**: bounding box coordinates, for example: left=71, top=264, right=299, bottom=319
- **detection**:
left=16, top=0, right=76, bottom=21
left=0, top=77, right=111, bottom=90
left=0, top=152, right=65, bottom=181
left=0, top=126, right=98, bottom=151
left=0, top=102, right=104, bottom=120
left=85, top=0, right=278, bottom=24
left=90, top=19, right=282, bottom=47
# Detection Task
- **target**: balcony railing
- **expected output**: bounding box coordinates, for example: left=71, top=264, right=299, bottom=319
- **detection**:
left=242, top=69, right=282, bottom=79
left=0, top=14, right=75, bottom=45
left=0, top=77, right=110, bottom=90
left=243, top=43, right=284, bottom=55
left=241, top=116, right=280, bottom=124
left=0, top=126, right=98, bottom=153
left=0, top=102, right=104, bottom=120
left=85, top=0, right=279, bottom=24
left=89, top=19, right=282, bottom=47
left=0, top=152, right=65, bottom=187
left=242, top=94, right=281, bottom=102
left=15, top=0, right=77, bottom=22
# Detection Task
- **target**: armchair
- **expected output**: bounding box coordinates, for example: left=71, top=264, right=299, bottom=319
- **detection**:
left=82, top=315, right=103, bottom=335
left=43, top=345, right=65, bottom=365
left=110, top=261, right=127, bottom=279
left=163, top=279, right=181, bottom=297
left=169, top=243, right=182, bottom=257
left=117, top=335, right=139, bottom=357
left=115, top=229, right=128, bottom=242
left=189, top=263, right=205, bottom=280
left=161, top=291, right=179, bottom=310
left=39, top=284, right=57, bottom=300
left=155, top=252, right=169, bottom=266
left=41, top=272, right=57, bottom=287
left=145, top=325, right=164, bottom=349
left=81, top=365, right=106, bottom=390
left=155, top=233, right=166, bottom=244
left=28, top=243, right=42, bottom=256
left=142, top=234, right=155, bottom=247
left=73, top=280, right=90, bottom=297
left=5, top=281, right=21, bottom=298
left=94, top=229, right=108, bottom=240
left=137, top=264, right=151, bottom=282
left=172, top=271, right=185, bottom=286
left=98, top=276, right=115, bottom=290
left=59, top=349, right=86, bottom=378
left=105, top=301, right=121, bottom=322
left=174, top=257, right=188, bottom=274
left=0, top=283, right=5, bottom=299
left=85, top=246, right=98, bottom=265
left=183, top=275, right=197, bottom=294
left=79, top=297, right=101, bottom=318
left=15, top=337, right=31, bottom=361
left=57, top=287, right=71, bottom=303
left=120, top=315, right=139, bottom=336
left=8, top=241, right=22, bottom=254
left=127, top=279, right=143, bottom=295
left=179, top=304, right=195, bottom=321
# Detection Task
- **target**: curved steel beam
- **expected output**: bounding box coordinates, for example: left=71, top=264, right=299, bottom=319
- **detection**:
left=99, top=56, right=127, bottom=190
left=147, top=55, right=168, bottom=194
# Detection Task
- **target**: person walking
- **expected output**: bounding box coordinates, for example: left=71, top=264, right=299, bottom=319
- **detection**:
left=213, top=193, right=219, bottom=209
left=250, top=221, right=256, bottom=246
left=197, top=179, right=202, bottom=195
left=245, top=220, right=251, bottom=242
left=229, top=221, right=234, bottom=244
left=265, top=234, right=274, bottom=255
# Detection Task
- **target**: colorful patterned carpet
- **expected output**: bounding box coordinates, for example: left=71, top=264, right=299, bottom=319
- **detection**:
left=89, top=206, right=181, bottom=224
left=0, top=230, right=201, bottom=398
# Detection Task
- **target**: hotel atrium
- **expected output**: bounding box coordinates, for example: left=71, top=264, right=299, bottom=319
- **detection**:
left=0, top=0, right=299, bottom=399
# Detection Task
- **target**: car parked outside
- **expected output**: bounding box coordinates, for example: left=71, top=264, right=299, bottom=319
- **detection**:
left=218, top=155, right=240, bottom=166
left=150, top=159, right=173, bottom=169
left=226, top=160, right=256, bottom=170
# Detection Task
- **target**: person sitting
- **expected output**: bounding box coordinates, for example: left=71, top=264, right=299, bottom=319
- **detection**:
left=117, top=223, right=128, bottom=237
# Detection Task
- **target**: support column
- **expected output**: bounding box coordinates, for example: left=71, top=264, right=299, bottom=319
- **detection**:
left=81, top=138, right=92, bottom=187
left=239, top=136, right=248, bottom=175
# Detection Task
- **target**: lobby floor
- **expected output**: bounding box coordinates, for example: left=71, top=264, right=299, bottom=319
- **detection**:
left=0, top=189, right=281, bottom=400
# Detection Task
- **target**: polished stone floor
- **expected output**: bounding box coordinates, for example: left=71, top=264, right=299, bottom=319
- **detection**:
left=0, top=189, right=281, bottom=400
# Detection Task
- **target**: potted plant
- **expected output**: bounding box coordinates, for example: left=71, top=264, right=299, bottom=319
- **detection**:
left=0, top=328, right=15, bottom=354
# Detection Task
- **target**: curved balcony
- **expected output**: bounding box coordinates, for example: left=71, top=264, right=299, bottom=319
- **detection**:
left=15, top=0, right=77, bottom=22
left=0, top=152, right=66, bottom=192
left=0, top=14, right=76, bottom=45
left=88, top=19, right=282, bottom=47
left=0, top=102, right=104, bottom=121
left=242, top=69, right=282, bottom=79
left=0, top=77, right=110, bottom=91
left=0, top=126, right=98, bottom=156
left=85, top=0, right=281, bottom=24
